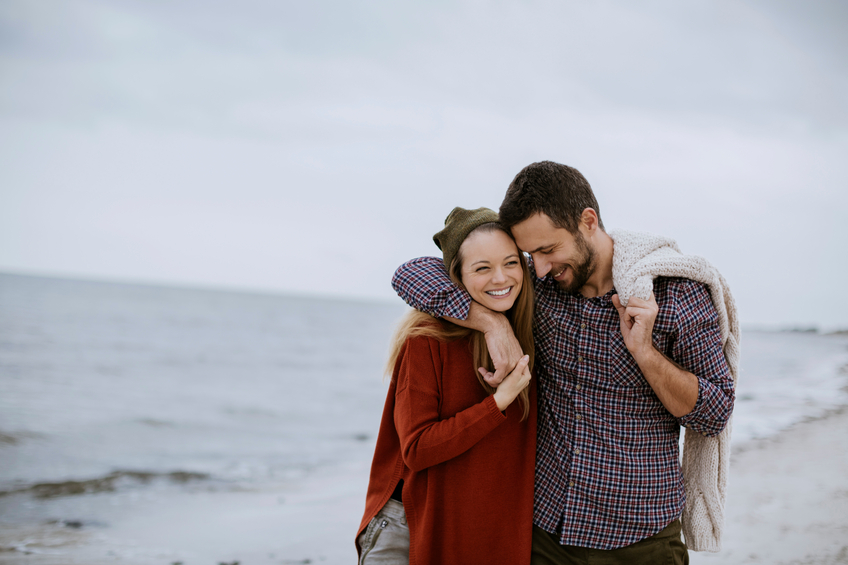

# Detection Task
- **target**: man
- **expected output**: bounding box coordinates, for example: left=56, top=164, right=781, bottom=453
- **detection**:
left=392, top=161, right=736, bottom=563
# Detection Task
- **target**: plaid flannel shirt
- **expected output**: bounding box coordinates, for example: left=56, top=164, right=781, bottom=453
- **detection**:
left=392, top=256, right=734, bottom=550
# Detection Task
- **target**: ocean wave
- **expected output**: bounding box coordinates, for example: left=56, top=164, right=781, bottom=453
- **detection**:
left=0, top=470, right=209, bottom=499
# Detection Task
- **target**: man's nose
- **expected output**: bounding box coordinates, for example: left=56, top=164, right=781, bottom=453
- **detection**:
left=533, top=256, right=551, bottom=278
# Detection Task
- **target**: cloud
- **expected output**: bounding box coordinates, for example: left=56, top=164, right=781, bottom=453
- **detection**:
left=1, top=0, right=846, bottom=327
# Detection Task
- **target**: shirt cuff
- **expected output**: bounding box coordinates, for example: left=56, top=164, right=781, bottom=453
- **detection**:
left=432, top=285, right=472, bottom=320
left=678, top=376, right=733, bottom=437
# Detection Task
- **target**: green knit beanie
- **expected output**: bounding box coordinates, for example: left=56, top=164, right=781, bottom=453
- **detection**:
left=433, top=206, right=500, bottom=270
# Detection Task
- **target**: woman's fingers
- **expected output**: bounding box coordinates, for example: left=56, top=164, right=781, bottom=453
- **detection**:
left=505, top=356, right=531, bottom=391
left=491, top=355, right=531, bottom=410
left=510, top=355, right=529, bottom=375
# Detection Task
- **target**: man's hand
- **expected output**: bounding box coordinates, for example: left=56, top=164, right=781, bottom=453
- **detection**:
left=443, top=301, right=524, bottom=386
left=492, top=355, right=531, bottom=411
left=611, top=292, right=659, bottom=362
left=612, top=291, right=699, bottom=417
left=479, top=319, right=524, bottom=387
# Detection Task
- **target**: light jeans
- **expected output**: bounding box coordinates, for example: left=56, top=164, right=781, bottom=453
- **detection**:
left=357, top=498, right=409, bottom=565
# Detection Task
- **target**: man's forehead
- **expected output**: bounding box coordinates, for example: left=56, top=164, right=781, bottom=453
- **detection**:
left=511, top=212, right=557, bottom=231
left=511, top=213, right=569, bottom=247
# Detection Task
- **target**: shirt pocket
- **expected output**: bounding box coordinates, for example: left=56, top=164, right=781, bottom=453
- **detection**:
left=607, top=330, right=645, bottom=388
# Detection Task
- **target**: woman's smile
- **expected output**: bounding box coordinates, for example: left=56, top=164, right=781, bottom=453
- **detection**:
left=485, top=286, right=513, bottom=297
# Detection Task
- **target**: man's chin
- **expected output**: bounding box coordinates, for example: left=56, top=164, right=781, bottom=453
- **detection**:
left=553, top=272, right=577, bottom=293
left=556, top=270, right=591, bottom=294
left=556, top=279, right=579, bottom=293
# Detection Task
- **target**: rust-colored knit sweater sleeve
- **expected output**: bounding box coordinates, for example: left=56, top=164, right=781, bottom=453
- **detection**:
left=394, top=335, right=507, bottom=472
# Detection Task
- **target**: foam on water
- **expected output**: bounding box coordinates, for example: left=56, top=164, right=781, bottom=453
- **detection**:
left=730, top=331, right=848, bottom=444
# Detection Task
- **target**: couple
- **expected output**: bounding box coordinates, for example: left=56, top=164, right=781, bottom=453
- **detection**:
left=357, top=161, right=739, bottom=564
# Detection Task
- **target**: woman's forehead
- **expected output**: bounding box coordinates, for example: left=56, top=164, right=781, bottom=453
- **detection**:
left=460, top=229, right=519, bottom=260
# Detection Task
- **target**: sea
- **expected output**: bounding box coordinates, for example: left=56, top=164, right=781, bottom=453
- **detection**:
left=1, top=272, right=847, bottom=564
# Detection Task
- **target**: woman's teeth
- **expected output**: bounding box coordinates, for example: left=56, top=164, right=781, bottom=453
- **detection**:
left=486, top=288, right=511, bottom=296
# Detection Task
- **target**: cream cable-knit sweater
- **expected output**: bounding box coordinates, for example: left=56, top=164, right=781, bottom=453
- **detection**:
left=608, top=229, right=740, bottom=553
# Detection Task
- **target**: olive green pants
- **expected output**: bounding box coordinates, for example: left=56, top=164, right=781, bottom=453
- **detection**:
left=531, top=519, right=689, bottom=565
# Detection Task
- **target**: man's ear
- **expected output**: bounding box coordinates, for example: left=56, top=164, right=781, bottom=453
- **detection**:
left=580, top=208, right=600, bottom=232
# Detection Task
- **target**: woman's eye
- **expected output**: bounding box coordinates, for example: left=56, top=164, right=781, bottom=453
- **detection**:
left=506, top=261, right=519, bottom=267
left=475, top=266, right=489, bottom=273
left=540, top=249, right=553, bottom=255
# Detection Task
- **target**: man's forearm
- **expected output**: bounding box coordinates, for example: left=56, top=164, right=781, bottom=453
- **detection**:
left=633, top=348, right=699, bottom=418
left=392, top=257, right=472, bottom=320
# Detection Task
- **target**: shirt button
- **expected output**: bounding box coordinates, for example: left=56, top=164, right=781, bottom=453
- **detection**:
left=580, top=323, right=586, bottom=329
left=576, top=384, right=582, bottom=390
left=577, top=356, right=583, bottom=362
left=568, top=481, right=575, bottom=487
left=574, top=448, right=581, bottom=455
left=576, top=414, right=582, bottom=421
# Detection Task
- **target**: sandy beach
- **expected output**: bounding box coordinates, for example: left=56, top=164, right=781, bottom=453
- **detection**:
left=2, top=407, right=846, bottom=565
left=690, top=407, right=848, bottom=565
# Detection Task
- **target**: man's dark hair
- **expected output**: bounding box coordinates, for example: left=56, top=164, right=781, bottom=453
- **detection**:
left=499, top=161, right=604, bottom=234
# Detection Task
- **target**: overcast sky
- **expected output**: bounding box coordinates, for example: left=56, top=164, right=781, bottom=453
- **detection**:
left=1, top=0, right=846, bottom=329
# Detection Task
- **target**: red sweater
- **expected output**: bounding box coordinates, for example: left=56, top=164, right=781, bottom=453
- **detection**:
left=357, top=334, right=536, bottom=564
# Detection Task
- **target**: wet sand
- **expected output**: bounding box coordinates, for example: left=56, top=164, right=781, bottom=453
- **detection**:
left=691, top=408, right=848, bottom=565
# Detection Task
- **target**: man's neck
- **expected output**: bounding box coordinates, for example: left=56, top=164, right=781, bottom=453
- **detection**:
left=579, top=230, right=615, bottom=298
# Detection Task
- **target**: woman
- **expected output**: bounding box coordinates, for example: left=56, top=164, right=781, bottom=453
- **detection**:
left=356, top=207, right=537, bottom=564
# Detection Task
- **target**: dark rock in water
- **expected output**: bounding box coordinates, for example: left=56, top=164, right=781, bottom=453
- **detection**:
left=0, top=430, right=43, bottom=445
left=781, top=326, right=819, bottom=334
left=45, top=518, right=107, bottom=528
left=138, top=418, right=175, bottom=427
left=167, top=471, right=207, bottom=483
left=0, top=470, right=210, bottom=499
left=0, top=433, right=19, bottom=445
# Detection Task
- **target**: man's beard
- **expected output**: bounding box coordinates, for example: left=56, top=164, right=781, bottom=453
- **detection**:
left=556, top=231, right=596, bottom=294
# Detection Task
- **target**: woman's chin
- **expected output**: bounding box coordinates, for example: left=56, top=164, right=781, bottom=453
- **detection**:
left=479, top=297, right=517, bottom=312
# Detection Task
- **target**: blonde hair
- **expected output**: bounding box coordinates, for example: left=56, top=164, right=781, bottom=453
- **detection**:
left=385, top=223, right=535, bottom=420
